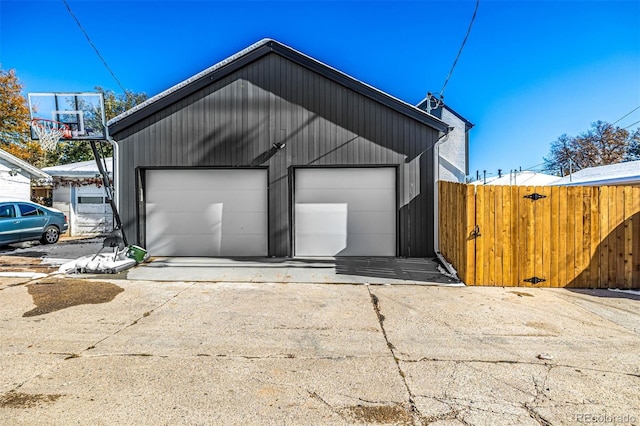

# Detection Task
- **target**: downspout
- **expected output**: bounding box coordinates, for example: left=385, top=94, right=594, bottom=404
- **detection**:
left=433, top=126, right=459, bottom=277
left=106, top=136, right=119, bottom=213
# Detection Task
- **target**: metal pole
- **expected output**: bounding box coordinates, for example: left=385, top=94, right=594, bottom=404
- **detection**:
left=89, top=140, right=127, bottom=245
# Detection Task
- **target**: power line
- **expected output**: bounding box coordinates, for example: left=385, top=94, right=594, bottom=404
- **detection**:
left=612, top=105, right=640, bottom=126
left=439, top=0, right=480, bottom=97
left=624, top=119, right=640, bottom=129
left=61, top=0, right=127, bottom=93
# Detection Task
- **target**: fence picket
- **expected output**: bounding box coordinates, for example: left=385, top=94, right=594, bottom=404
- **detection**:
left=465, top=184, right=476, bottom=285
left=632, top=187, right=640, bottom=288
left=624, top=186, right=633, bottom=289
left=549, top=186, right=560, bottom=287
left=590, top=187, right=601, bottom=288
left=539, top=186, right=552, bottom=287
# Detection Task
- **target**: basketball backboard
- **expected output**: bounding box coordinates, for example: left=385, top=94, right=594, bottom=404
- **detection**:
left=28, top=92, right=107, bottom=140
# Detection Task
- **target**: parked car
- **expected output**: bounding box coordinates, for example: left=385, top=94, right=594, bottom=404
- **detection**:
left=0, top=199, right=68, bottom=245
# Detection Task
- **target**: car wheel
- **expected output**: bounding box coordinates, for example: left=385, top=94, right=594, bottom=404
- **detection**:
left=40, top=226, right=60, bottom=244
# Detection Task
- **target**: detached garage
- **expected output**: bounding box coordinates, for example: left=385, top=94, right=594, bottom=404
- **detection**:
left=108, top=39, right=461, bottom=258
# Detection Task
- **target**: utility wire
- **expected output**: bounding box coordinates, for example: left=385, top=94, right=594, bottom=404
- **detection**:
left=624, top=119, right=640, bottom=129
left=439, top=0, right=480, bottom=97
left=61, top=0, right=127, bottom=93
left=612, top=105, right=640, bottom=126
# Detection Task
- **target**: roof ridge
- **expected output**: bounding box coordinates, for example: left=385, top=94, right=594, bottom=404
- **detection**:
left=107, top=38, right=448, bottom=133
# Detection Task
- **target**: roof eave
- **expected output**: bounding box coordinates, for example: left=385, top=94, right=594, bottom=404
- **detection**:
left=0, top=149, right=50, bottom=180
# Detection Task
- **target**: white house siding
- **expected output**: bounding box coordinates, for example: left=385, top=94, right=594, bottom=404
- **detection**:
left=437, top=109, right=467, bottom=183
left=0, top=163, right=31, bottom=200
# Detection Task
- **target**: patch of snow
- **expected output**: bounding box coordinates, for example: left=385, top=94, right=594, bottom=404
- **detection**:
left=608, top=288, right=640, bottom=296
left=552, top=160, right=640, bottom=186
left=41, top=257, right=76, bottom=266
left=0, top=272, right=48, bottom=279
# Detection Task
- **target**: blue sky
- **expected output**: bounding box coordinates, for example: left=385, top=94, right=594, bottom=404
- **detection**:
left=1, top=0, right=639, bottom=178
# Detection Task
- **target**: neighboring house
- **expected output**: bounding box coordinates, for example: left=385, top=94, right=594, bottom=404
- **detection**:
left=108, top=38, right=471, bottom=258
left=0, top=148, right=51, bottom=200
left=42, top=158, right=114, bottom=236
left=550, top=160, right=640, bottom=186
left=471, top=170, right=559, bottom=186
left=416, top=98, right=474, bottom=183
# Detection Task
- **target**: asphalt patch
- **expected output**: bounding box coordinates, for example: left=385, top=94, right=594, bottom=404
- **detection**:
left=23, top=278, right=124, bottom=317
left=2, top=251, right=46, bottom=258
left=341, top=404, right=414, bottom=425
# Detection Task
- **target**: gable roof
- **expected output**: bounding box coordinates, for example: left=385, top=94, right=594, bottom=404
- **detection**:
left=0, top=148, right=50, bottom=180
left=550, top=160, right=640, bottom=186
left=108, top=38, right=449, bottom=134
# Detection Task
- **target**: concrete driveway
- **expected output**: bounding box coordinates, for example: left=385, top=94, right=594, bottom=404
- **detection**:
left=127, top=256, right=460, bottom=285
left=0, top=236, right=458, bottom=285
left=0, top=272, right=638, bottom=425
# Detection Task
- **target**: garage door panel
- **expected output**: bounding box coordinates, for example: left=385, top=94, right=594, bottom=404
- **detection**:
left=295, top=234, right=347, bottom=256
left=146, top=192, right=266, bottom=214
left=295, top=189, right=395, bottom=209
left=146, top=211, right=222, bottom=235
left=146, top=190, right=215, bottom=210
left=220, top=235, right=269, bottom=256
left=146, top=169, right=267, bottom=256
left=147, top=169, right=265, bottom=191
left=223, top=212, right=269, bottom=233
left=296, top=168, right=395, bottom=189
left=148, top=234, right=222, bottom=257
left=295, top=168, right=396, bottom=257
left=347, top=212, right=396, bottom=234
left=295, top=204, right=347, bottom=235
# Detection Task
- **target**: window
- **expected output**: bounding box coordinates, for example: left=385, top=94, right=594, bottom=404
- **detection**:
left=78, top=196, right=105, bottom=204
left=0, top=204, right=16, bottom=219
left=18, top=203, right=43, bottom=217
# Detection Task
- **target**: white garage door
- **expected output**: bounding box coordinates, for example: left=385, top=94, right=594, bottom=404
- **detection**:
left=145, top=169, right=267, bottom=256
left=75, top=186, right=113, bottom=235
left=294, top=168, right=396, bottom=256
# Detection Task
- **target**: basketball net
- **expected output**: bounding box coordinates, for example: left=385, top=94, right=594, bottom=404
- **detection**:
left=31, top=119, right=72, bottom=152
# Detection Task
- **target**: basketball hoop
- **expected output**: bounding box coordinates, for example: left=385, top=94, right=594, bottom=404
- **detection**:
left=30, top=118, right=72, bottom=152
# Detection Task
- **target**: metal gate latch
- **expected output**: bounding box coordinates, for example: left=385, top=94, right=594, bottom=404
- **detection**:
left=524, top=276, right=546, bottom=284
left=524, top=193, right=547, bottom=201
left=469, top=225, right=481, bottom=239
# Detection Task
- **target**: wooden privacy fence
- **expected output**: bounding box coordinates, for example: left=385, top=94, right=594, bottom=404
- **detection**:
left=439, top=181, right=640, bottom=288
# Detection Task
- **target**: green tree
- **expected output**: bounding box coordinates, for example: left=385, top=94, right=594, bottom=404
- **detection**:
left=100, top=87, right=148, bottom=120
left=626, top=128, right=640, bottom=161
left=543, top=121, right=638, bottom=176
left=0, top=68, right=47, bottom=166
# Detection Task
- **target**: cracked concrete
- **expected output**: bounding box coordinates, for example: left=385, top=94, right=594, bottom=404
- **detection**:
left=0, top=280, right=638, bottom=425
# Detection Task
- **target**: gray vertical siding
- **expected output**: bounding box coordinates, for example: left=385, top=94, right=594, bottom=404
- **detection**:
left=113, top=53, right=438, bottom=257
